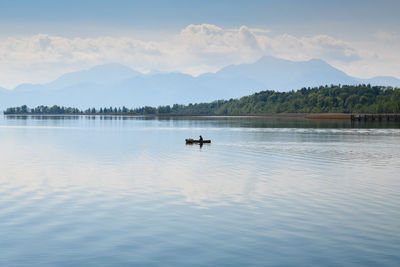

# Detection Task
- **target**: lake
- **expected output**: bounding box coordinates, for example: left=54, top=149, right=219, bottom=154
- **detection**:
left=0, top=115, right=399, bottom=266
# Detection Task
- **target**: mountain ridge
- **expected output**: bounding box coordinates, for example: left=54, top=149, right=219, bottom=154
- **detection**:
left=1, top=57, right=399, bottom=109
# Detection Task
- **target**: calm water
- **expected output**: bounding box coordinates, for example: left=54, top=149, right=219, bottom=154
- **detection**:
left=0, top=115, right=399, bottom=266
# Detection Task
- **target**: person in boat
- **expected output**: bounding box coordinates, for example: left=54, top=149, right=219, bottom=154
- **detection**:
left=199, top=135, right=203, bottom=142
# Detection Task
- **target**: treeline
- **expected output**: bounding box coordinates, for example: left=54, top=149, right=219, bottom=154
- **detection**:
left=4, top=105, right=82, bottom=115
left=214, top=84, right=400, bottom=114
left=4, top=85, right=400, bottom=115
left=3, top=105, right=136, bottom=115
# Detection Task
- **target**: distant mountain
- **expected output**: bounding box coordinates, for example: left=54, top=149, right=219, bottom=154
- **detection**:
left=12, top=63, right=141, bottom=93
left=1, top=57, right=399, bottom=109
left=12, top=83, right=44, bottom=93
left=46, top=63, right=141, bottom=89
left=204, top=56, right=358, bottom=91
left=358, top=76, right=400, bottom=87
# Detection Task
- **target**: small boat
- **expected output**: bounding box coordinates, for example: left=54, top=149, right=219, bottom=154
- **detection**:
left=185, top=138, right=211, bottom=144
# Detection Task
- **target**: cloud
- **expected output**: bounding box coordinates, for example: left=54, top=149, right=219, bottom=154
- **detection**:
left=375, top=30, right=399, bottom=41
left=175, top=24, right=262, bottom=58
left=167, top=24, right=264, bottom=74
left=258, top=34, right=360, bottom=63
left=0, top=24, right=397, bottom=88
left=247, top=28, right=271, bottom=34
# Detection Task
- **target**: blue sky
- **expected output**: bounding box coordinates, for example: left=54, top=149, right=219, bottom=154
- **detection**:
left=0, top=0, right=398, bottom=38
left=0, top=0, right=399, bottom=88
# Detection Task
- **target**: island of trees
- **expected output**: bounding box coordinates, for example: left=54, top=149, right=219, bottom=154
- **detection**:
left=3, top=84, right=400, bottom=115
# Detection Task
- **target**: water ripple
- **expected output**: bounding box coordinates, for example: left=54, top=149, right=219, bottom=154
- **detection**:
left=1, top=116, right=400, bottom=266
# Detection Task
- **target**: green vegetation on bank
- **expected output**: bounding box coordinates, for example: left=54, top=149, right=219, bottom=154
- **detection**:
left=3, top=84, right=400, bottom=115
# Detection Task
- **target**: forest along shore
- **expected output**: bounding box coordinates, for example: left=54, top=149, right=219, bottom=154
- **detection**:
left=3, top=85, right=400, bottom=117
left=306, top=113, right=400, bottom=120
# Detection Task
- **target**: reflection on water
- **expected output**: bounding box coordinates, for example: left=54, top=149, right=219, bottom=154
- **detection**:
left=5, top=114, right=400, bottom=129
left=0, top=115, right=399, bottom=266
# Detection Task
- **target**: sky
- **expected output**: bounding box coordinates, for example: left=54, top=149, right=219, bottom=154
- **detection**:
left=0, top=0, right=399, bottom=88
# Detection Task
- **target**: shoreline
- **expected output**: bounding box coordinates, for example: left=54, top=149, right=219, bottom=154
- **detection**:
left=3, top=113, right=400, bottom=120
left=3, top=113, right=308, bottom=117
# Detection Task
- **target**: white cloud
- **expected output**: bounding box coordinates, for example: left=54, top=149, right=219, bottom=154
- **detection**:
left=258, top=34, right=360, bottom=63
left=0, top=24, right=398, bottom=88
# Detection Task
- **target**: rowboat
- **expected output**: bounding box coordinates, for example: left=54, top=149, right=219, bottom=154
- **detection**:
left=185, top=138, right=211, bottom=144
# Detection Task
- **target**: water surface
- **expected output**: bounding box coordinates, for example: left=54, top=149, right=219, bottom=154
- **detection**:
left=0, top=115, right=399, bottom=266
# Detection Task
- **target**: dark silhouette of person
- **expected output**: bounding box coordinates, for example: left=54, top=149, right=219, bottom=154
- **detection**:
left=199, top=135, right=203, bottom=142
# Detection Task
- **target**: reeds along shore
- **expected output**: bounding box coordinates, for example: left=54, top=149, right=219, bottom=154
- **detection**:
left=306, top=113, right=400, bottom=121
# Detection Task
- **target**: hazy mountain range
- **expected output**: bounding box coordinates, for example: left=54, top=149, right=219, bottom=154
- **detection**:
left=1, top=56, right=399, bottom=109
